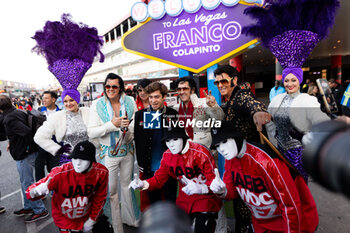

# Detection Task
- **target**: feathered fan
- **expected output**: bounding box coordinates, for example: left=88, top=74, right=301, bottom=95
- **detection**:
left=242, top=0, right=340, bottom=80
left=32, top=13, right=104, bottom=102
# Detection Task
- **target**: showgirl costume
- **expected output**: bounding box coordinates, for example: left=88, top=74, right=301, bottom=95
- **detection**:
left=243, top=0, right=339, bottom=181
left=32, top=14, right=104, bottom=164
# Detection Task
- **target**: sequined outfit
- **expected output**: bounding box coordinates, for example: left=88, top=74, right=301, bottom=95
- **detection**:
left=60, top=111, right=88, bottom=164
left=223, top=86, right=267, bottom=142
left=272, top=92, right=308, bottom=181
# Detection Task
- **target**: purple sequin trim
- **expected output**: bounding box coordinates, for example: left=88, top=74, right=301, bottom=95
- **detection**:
left=48, top=59, right=91, bottom=90
left=281, top=146, right=308, bottom=182
left=59, top=153, right=71, bottom=165
left=269, top=30, right=319, bottom=69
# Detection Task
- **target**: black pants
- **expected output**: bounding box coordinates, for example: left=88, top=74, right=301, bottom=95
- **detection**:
left=190, top=212, right=218, bottom=233
left=35, top=147, right=60, bottom=181
left=233, top=197, right=252, bottom=233
left=146, top=171, right=177, bottom=204
left=342, top=106, right=350, bottom=117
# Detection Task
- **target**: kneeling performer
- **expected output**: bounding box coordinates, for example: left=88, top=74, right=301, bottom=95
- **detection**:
left=26, top=141, right=108, bottom=233
left=130, top=126, right=222, bottom=233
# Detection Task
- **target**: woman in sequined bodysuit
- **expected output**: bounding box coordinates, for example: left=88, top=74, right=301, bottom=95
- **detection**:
left=242, top=0, right=339, bottom=183
left=266, top=74, right=329, bottom=181
left=34, top=93, right=92, bottom=165
left=31, top=14, right=104, bottom=166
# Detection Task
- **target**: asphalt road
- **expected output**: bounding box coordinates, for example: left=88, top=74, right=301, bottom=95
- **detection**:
left=0, top=141, right=137, bottom=233
left=0, top=140, right=350, bottom=233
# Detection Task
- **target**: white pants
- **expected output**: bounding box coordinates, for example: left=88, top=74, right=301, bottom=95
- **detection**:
left=105, top=152, right=140, bottom=232
left=215, top=206, right=228, bottom=233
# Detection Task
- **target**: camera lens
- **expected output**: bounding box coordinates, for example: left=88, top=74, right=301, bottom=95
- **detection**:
left=320, top=131, right=350, bottom=196
left=139, top=201, right=192, bottom=233
left=303, top=120, right=350, bottom=196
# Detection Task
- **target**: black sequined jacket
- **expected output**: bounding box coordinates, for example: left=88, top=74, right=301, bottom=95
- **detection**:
left=222, top=86, right=267, bottom=142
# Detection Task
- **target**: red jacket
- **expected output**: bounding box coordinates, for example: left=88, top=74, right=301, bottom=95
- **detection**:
left=223, top=142, right=318, bottom=233
left=18, top=104, right=32, bottom=111
left=147, top=141, right=222, bottom=214
left=26, top=162, right=108, bottom=231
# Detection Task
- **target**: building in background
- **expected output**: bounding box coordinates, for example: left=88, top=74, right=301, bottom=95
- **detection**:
left=84, top=14, right=179, bottom=89
left=0, top=80, right=36, bottom=97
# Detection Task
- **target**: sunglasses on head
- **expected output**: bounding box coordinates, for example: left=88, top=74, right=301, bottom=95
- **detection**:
left=213, top=79, right=230, bottom=86
left=176, top=87, right=190, bottom=92
left=105, top=85, right=120, bottom=90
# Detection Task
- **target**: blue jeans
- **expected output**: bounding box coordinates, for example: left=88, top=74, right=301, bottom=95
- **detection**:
left=16, top=152, right=47, bottom=214
left=218, top=153, right=225, bottom=179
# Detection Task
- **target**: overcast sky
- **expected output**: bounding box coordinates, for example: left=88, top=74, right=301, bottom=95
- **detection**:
left=0, top=0, right=135, bottom=88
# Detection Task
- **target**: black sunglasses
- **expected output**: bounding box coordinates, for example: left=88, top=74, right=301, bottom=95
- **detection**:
left=213, top=79, right=230, bottom=86
left=105, top=85, right=120, bottom=90
left=176, top=87, right=190, bottom=92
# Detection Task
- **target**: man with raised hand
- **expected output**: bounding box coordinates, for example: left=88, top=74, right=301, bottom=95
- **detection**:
left=130, top=125, right=221, bottom=233
left=175, top=76, right=224, bottom=148
left=26, top=141, right=108, bottom=233
left=209, top=121, right=319, bottom=233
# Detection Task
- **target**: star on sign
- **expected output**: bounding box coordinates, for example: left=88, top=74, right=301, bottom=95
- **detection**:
left=151, top=110, right=162, bottom=122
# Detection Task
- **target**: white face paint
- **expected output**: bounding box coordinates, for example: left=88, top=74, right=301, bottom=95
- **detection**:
left=72, top=159, right=91, bottom=173
left=165, top=138, right=184, bottom=154
left=216, top=138, right=238, bottom=160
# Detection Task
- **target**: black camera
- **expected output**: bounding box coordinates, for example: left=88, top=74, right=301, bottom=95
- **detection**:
left=303, top=120, right=350, bottom=197
left=139, top=202, right=192, bottom=233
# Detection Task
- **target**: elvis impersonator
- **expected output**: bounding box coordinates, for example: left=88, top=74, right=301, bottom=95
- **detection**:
left=209, top=121, right=319, bottom=233
left=129, top=126, right=222, bottom=233
left=26, top=141, right=108, bottom=233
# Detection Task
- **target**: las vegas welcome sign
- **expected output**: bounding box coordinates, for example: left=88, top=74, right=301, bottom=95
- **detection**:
left=122, top=0, right=260, bottom=73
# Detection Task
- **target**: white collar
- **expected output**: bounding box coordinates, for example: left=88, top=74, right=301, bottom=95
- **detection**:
left=181, top=140, right=190, bottom=154
left=237, top=140, right=247, bottom=158
left=287, top=91, right=300, bottom=98
left=190, top=93, right=199, bottom=102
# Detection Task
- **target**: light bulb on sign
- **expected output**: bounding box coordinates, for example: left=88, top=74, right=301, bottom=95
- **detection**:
left=201, top=0, right=221, bottom=10
left=222, top=0, right=240, bottom=7
left=183, top=0, right=201, bottom=13
left=131, top=0, right=253, bottom=22
left=165, top=0, right=183, bottom=17
left=148, top=0, right=166, bottom=20
left=131, top=2, right=149, bottom=22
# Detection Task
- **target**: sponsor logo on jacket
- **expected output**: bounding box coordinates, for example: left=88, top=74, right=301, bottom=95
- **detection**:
left=232, top=172, right=279, bottom=219
left=61, top=184, right=100, bottom=219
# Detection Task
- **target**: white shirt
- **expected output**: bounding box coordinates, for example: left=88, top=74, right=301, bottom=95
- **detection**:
left=46, top=108, right=57, bottom=118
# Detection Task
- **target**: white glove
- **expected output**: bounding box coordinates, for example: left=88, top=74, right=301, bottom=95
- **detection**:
left=83, top=217, right=95, bottom=233
left=210, top=168, right=227, bottom=197
left=302, top=132, right=314, bottom=147
left=128, top=174, right=145, bottom=190
left=30, top=177, right=52, bottom=198
left=181, top=175, right=209, bottom=195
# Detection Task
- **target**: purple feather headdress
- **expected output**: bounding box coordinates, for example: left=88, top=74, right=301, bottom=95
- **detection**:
left=243, top=0, right=340, bottom=82
left=32, top=14, right=104, bottom=103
